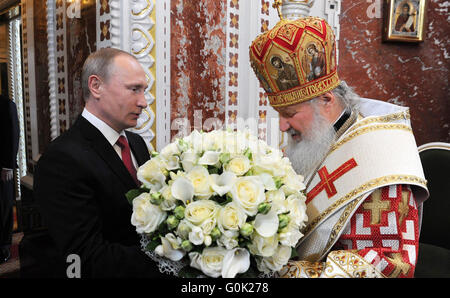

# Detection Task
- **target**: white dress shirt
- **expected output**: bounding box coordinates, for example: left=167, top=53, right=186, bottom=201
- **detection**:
left=81, top=108, right=138, bottom=169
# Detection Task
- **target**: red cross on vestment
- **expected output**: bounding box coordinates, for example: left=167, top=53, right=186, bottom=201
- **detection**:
left=306, top=158, right=358, bottom=204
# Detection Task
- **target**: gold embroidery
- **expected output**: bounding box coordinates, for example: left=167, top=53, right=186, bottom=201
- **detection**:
left=398, top=189, right=410, bottom=225
left=302, top=175, right=427, bottom=236
left=322, top=197, right=365, bottom=257
left=362, top=189, right=391, bottom=225
left=268, top=72, right=340, bottom=107
left=348, top=111, right=411, bottom=133
left=280, top=260, right=325, bottom=278
left=323, top=250, right=385, bottom=278
left=385, top=253, right=411, bottom=277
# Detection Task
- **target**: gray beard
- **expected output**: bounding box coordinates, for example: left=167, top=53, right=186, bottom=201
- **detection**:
left=284, top=114, right=336, bottom=180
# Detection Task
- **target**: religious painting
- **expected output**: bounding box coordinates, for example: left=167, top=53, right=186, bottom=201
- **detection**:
left=250, top=60, right=273, bottom=93
left=301, top=42, right=326, bottom=82
left=268, top=54, right=299, bottom=91
left=383, top=0, right=427, bottom=42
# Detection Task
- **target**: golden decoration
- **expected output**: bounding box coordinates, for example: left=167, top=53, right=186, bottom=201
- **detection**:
left=362, top=189, right=391, bottom=225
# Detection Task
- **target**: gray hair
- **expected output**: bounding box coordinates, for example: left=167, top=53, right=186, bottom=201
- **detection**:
left=307, top=80, right=360, bottom=113
left=330, top=80, right=361, bottom=113
left=81, top=48, right=136, bottom=100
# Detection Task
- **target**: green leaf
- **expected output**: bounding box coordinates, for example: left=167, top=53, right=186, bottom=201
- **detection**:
left=290, top=247, right=299, bottom=259
left=178, top=266, right=204, bottom=278
left=125, top=188, right=148, bottom=205
left=145, top=237, right=161, bottom=251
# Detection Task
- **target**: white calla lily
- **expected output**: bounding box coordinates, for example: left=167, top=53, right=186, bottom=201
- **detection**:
left=180, top=151, right=198, bottom=172
left=171, top=177, right=194, bottom=205
left=222, top=248, right=250, bottom=278
left=210, top=171, right=236, bottom=196
left=164, top=155, right=180, bottom=171
left=254, top=210, right=279, bottom=237
left=160, top=142, right=180, bottom=158
left=258, top=173, right=277, bottom=191
left=155, top=233, right=186, bottom=261
left=198, top=151, right=221, bottom=166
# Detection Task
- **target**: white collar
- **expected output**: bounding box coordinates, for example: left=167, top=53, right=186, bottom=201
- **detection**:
left=81, top=108, right=126, bottom=146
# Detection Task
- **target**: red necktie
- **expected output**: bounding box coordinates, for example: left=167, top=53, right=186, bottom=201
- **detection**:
left=116, top=135, right=139, bottom=186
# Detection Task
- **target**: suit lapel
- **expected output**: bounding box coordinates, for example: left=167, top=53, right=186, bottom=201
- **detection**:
left=75, top=116, right=138, bottom=189
left=125, top=130, right=150, bottom=167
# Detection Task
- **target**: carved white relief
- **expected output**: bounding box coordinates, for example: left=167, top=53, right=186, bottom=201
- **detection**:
left=108, top=0, right=157, bottom=151
left=155, top=0, right=171, bottom=150
left=8, top=17, right=27, bottom=178
left=46, top=0, right=58, bottom=140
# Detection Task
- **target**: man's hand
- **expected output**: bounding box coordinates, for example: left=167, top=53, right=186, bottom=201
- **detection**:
left=1, top=168, right=14, bottom=182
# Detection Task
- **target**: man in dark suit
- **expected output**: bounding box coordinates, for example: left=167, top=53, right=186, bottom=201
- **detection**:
left=0, top=94, right=20, bottom=264
left=27, top=48, right=166, bottom=278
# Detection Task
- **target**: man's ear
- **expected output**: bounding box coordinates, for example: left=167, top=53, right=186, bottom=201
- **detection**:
left=317, top=91, right=342, bottom=121
left=319, top=91, right=336, bottom=105
left=88, top=75, right=103, bottom=99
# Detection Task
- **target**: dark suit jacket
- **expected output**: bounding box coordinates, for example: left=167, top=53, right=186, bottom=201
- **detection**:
left=0, top=94, right=20, bottom=170
left=31, top=115, right=166, bottom=278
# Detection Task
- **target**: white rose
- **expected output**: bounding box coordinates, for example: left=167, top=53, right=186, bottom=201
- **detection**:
left=189, top=247, right=227, bottom=278
left=265, top=189, right=287, bottom=213
left=159, top=185, right=177, bottom=211
left=160, top=142, right=180, bottom=158
left=217, top=202, right=247, bottom=232
left=200, top=218, right=216, bottom=235
left=222, top=248, right=250, bottom=278
left=163, top=155, right=180, bottom=171
left=281, top=169, right=306, bottom=195
left=279, top=221, right=303, bottom=247
left=177, top=219, right=192, bottom=239
left=210, top=171, right=236, bottom=196
left=258, top=173, right=277, bottom=191
left=217, top=230, right=239, bottom=250
left=285, top=193, right=308, bottom=226
left=155, top=233, right=185, bottom=261
left=184, top=199, right=219, bottom=226
left=204, top=235, right=212, bottom=247
left=131, top=193, right=166, bottom=234
left=225, top=156, right=251, bottom=176
left=252, top=147, right=284, bottom=176
left=230, top=176, right=266, bottom=216
left=188, top=225, right=205, bottom=245
left=137, top=158, right=167, bottom=192
left=198, top=151, right=221, bottom=166
left=248, top=231, right=278, bottom=257
left=257, top=245, right=292, bottom=273
left=186, top=166, right=214, bottom=199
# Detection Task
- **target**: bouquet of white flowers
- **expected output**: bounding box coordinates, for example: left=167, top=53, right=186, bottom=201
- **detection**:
left=127, top=129, right=308, bottom=278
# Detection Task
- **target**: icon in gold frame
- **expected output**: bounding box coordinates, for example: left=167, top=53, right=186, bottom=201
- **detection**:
left=383, top=0, right=427, bottom=42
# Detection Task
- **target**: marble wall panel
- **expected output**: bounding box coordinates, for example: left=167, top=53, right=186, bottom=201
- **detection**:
left=66, top=1, right=96, bottom=126
left=339, top=0, right=449, bottom=146
left=33, top=0, right=50, bottom=155
left=170, top=0, right=227, bottom=139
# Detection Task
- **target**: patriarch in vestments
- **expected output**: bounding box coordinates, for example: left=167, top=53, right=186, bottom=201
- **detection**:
left=250, top=16, right=428, bottom=277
